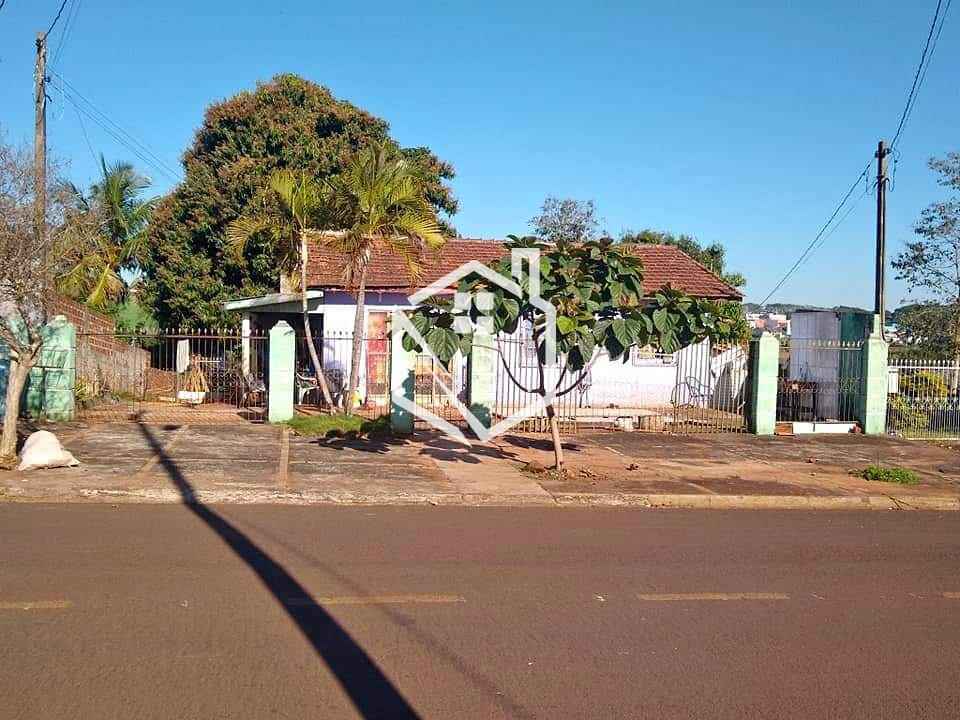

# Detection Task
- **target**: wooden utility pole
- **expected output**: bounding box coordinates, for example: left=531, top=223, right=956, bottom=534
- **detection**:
left=34, top=31, right=47, bottom=257
left=874, top=140, right=889, bottom=330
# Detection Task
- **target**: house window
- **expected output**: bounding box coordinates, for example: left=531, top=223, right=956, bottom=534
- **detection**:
left=631, top=346, right=676, bottom=366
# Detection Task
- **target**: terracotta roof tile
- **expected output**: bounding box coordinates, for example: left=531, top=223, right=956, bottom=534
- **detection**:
left=305, top=235, right=742, bottom=301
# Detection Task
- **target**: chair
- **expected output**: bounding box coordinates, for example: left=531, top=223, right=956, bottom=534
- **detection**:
left=296, top=372, right=321, bottom=405
left=240, top=373, right=267, bottom=408
left=671, top=376, right=712, bottom=408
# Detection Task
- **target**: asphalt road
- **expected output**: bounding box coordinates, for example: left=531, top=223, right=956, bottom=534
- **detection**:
left=2, top=505, right=959, bottom=719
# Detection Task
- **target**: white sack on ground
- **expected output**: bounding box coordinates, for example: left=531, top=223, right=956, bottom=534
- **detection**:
left=16, top=431, right=80, bottom=472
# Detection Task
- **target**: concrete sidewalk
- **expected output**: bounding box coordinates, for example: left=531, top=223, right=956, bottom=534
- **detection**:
left=2, top=423, right=959, bottom=510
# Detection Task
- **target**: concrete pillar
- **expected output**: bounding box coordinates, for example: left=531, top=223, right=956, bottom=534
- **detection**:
left=241, top=312, right=251, bottom=374
left=467, top=331, right=495, bottom=428
left=268, top=320, right=295, bottom=423
left=858, top=321, right=889, bottom=435
left=746, top=332, right=779, bottom=435
left=390, top=330, right=417, bottom=435
left=26, top=315, right=76, bottom=421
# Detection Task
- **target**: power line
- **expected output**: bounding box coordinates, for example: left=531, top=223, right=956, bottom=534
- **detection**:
left=759, top=1, right=954, bottom=306
left=49, top=72, right=183, bottom=183
left=757, top=162, right=872, bottom=307
left=51, top=0, right=81, bottom=68
left=53, top=82, right=183, bottom=185
left=890, top=0, right=953, bottom=150
left=44, top=0, right=70, bottom=38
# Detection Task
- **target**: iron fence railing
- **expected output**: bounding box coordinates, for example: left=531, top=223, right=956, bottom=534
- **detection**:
left=74, top=329, right=269, bottom=418
left=294, top=332, right=391, bottom=417
left=671, top=341, right=749, bottom=433
left=887, top=357, right=960, bottom=439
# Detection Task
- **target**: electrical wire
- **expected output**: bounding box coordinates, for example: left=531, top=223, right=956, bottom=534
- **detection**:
left=890, top=0, right=952, bottom=150
left=53, top=81, right=183, bottom=185
left=757, top=162, right=872, bottom=307
left=759, top=0, right=954, bottom=306
left=49, top=72, right=183, bottom=184
left=51, top=0, right=81, bottom=68
left=44, top=0, right=70, bottom=38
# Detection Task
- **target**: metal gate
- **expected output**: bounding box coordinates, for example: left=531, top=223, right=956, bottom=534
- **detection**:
left=887, top=357, right=960, bottom=439
left=491, top=333, right=749, bottom=435
left=670, top=341, right=749, bottom=433
left=776, top=339, right=863, bottom=423
left=74, top=330, right=268, bottom=423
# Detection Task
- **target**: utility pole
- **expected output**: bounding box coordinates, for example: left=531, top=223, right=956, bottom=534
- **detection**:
left=34, top=31, right=47, bottom=262
left=874, top=139, right=890, bottom=332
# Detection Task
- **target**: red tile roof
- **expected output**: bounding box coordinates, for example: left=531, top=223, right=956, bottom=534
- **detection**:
left=305, top=235, right=742, bottom=301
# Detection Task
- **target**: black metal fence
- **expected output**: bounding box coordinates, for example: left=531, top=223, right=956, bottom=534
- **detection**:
left=294, top=332, right=391, bottom=417
left=74, top=329, right=268, bottom=420
left=776, top=339, right=863, bottom=423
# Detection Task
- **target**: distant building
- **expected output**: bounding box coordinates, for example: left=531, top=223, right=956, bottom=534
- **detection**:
left=746, top=312, right=789, bottom=335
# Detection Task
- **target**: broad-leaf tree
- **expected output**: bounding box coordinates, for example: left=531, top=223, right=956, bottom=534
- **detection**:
left=226, top=170, right=334, bottom=407
left=144, top=74, right=457, bottom=328
left=530, top=197, right=598, bottom=244
left=893, top=152, right=960, bottom=365
left=58, top=157, right=156, bottom=310
left=322, top=143, right=444, bottom=412
left=403, top=236, right=742, bottom=469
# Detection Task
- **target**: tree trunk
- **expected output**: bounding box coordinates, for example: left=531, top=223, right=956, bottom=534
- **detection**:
left=0, top=354, right=36, bottom=469
left=346, top=269, right=368, bottom=415
left=545, top=403, right=564, bottom=470
left=299, top=234, right=334, bottom=409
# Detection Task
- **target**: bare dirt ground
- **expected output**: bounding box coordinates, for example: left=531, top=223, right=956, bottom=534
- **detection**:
left=491, top=431, right=960, bottom=499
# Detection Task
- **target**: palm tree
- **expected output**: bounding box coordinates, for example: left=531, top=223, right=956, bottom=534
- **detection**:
left=226, top=170, right=334, bottom=408
left=322, top=143, right=445, bottom=413
left=58, top=157, right=156, bottom=310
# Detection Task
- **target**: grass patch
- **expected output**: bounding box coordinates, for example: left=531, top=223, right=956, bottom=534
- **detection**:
left=284, top=413, right=391, bottom=439
left=860, top=465, right=920, bottom=485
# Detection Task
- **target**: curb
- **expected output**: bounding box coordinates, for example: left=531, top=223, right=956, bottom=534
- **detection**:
left=2, top=486, right=959, bottom=510
left=550, top=492, right=960, bottom=511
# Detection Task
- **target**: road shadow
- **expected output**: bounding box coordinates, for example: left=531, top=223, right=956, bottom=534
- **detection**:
left=230, top=514, right=537, bottom=720
left=135, top=421, right=420, bottom=719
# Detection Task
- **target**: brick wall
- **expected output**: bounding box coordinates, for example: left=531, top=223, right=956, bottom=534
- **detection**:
left=51, top=296, right=153, bottom=398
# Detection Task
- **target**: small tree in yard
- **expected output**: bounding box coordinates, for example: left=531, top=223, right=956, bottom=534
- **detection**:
left=227, top=170, right=336, bottom=408
left=403, top=236, right=742, bottom=469
left=322, top=143, right=444, bottom=413
left=893, top=152, right=960, bottom=365
left=0, top=133, right=73, bottom=468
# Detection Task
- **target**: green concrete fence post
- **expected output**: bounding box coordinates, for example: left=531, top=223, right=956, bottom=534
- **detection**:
left=746, top=332, right=779, bottom=435
left=268, top=320, right=295, bottom=423
left=467, top=330, right=495, bottom=428
left=26, top=315, right=76, bottom=421
left=390, top=327, right=417, bottom=435
left=858, top=318, right=889, bottom=435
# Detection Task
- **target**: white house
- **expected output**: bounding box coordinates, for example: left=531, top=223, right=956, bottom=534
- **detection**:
left=224, top=235, right=744, bottom=416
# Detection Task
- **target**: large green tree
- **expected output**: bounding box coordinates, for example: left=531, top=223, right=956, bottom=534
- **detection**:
left=143, top=74, right=457, bottom=327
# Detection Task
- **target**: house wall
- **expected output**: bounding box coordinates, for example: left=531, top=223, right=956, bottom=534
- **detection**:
left=247, top=290, right=745, bottom=412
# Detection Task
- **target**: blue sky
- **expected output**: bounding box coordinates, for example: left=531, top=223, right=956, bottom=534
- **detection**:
left=1, top=1, right=957, bottom=307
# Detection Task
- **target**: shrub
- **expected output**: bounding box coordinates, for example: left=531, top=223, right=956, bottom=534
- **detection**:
left=887, top=395, right=929, bottom=433
left=860, top=465, right=919, bottom=485
left=285, top=413, right=390, bottom=439
left=899, top=370, right=949, bottom=398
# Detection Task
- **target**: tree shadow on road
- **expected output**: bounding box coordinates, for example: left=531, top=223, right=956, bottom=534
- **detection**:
left=135, top=421, right=420, bottom=720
